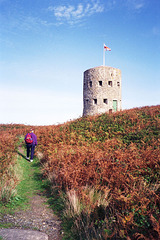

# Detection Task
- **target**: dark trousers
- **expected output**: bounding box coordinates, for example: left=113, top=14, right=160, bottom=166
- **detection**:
left=26, top=144, right=35, bottom=160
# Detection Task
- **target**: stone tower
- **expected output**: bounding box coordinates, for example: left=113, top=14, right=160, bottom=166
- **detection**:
left=83, top=66, right=122, bottom=116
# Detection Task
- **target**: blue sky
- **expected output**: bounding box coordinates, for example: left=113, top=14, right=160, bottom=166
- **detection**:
left=0, top=0, right=160, bottom=125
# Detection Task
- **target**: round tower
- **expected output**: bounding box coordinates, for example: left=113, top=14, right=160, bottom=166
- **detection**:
left=83, top=66, right=122, bottom=116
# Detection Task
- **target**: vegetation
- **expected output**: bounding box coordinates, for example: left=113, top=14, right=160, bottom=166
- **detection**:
left=0, top=125, right=24, bottom=203
left=0, top=105, right=160, bottom=239
left=0, top=135, right=54, bottom=229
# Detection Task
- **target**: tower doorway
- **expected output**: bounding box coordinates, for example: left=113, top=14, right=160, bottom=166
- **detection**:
left=113, top=100, right=117, bottom=111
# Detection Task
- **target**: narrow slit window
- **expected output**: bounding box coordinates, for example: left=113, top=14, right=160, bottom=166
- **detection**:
left=99, top=81, right=102, bottom=86
left=108, top=81, right=112, bottom=87
left=93, top=99, right=97, bottom=104
left=89, top=81, right=92, bottom=87
left=103, top=99, right=108, bottom=104
left=117, top=82, right=120, bottom=86
left=85, top=99, right=89, bottom=105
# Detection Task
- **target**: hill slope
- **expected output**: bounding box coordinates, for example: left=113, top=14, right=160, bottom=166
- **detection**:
left=35, top=105, right=160, bottom=239
left=0, top=105, right=160, bottom=239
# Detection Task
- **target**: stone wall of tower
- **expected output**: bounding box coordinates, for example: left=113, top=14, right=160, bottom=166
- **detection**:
left=83, top=66, right=122, bottom=116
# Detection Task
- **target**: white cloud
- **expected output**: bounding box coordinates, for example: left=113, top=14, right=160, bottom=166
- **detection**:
left=48, top=1, right=104, bottom=25
left=105, top=0, right=117, bottom=10
left=17, top=16, right=53, bottom=31
left=126, top=0, right=146, bottom=10
left=1, top=13, right=54, bottom=33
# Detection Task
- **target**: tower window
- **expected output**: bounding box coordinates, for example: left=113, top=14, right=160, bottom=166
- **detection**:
left=85, top=99, right=89, bottom=105
left=89, top=81, right=92, bottom=87
left=117, top=82, right=120, bottom=86
left=99, top=81, right=102, bottom=86
left=93, top=99, right=97, bottom=104
left=103, top=99, right=108, bottom=104
left=108, top=81, right=112, bottom=87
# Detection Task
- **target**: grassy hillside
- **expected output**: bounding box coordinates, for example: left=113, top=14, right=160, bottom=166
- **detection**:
left=35, top=105, right=160, bottom=239
left=0, top=105, right=160, bottom=239
left=0, top=125, right=27, bottom=203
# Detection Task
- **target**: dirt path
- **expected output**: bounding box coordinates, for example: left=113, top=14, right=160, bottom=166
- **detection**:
left=1, top=194, right=62, bottom=240
left=0, top=146, right=62, bottom=240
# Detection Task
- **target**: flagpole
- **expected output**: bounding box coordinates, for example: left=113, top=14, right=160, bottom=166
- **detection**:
left=103, top=43, right=111, bottom=66
left=103, top=43, right=105, bottom=66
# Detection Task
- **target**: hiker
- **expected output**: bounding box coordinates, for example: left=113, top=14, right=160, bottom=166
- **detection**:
left=24, top=129, right=37, bottom=162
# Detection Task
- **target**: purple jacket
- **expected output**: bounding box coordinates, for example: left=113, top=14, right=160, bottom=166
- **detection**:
left=24, top=132, right=37, bottom=145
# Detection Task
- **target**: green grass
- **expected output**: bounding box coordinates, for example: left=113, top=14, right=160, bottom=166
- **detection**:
left=0, top=138, right=64, bottom=231
left=0, top=140, right=46, bottom=223
left=2, top=154, right=43, bottom=210
left=0, top=222, right=13, bottom=229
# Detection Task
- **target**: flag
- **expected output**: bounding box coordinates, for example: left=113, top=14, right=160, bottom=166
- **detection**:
left=104, top=44, right=111, bottom=51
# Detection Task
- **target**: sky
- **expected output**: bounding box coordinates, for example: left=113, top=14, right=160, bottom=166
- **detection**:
left=0, top=0, right=160, bottom=125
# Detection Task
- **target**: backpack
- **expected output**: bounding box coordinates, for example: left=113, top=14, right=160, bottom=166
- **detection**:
left=25, top=133, right=33, bottom=144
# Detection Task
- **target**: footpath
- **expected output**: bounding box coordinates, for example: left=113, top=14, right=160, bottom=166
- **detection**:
left=0, top=144, right=62, bottom=240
